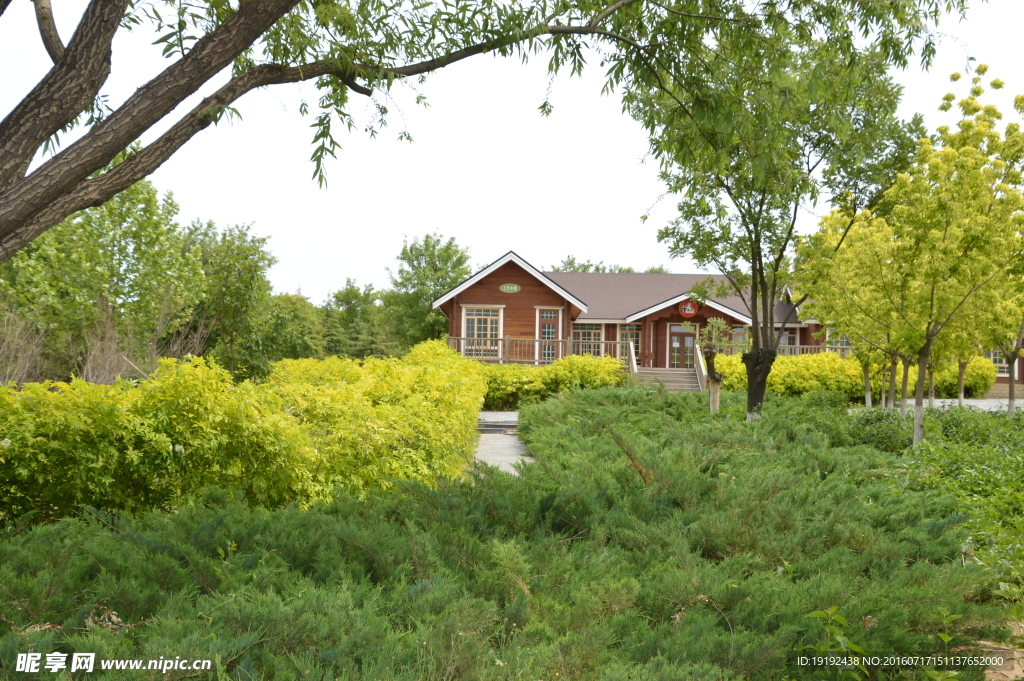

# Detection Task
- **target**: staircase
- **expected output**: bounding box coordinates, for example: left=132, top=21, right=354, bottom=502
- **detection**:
left=636, top=368, right=702, bottom=392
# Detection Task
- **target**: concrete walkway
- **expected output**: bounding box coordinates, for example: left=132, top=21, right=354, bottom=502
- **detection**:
left=475, top=412, right=533, bottom=475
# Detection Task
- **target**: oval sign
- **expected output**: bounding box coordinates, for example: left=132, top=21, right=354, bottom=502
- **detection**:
left=679, top=300, right=698, bottom=317
left=499, top=283, right=521, bottom=293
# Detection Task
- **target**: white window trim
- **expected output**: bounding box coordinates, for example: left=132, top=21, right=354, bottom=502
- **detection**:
left=461, top=306, right=503, bottom=341
left=618, top=323, right=641, bottom=361
left=535, top=308, right=563, bottom=363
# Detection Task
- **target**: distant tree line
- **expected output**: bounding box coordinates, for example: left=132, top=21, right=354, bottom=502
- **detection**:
left=0, top=174, right=474, bottom=383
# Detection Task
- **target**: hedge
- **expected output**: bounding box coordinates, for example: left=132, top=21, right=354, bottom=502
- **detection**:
left=715, top=352, right=996, bottom=400
left=481, top=354, right=626, bottom=410
left=0, top=341, right=487, bottom=523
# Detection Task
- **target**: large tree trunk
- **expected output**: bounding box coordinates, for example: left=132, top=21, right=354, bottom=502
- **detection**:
left=862, top=361, right=872, bottom=408
left=913, top=340, right=935, bottom=444
left=742, top=348, right=776, bottom=421
left=957, top=360, right=967, bottom=407
left=899, top=359, right=910, bottom=417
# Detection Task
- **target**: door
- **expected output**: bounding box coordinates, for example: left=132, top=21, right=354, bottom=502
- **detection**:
left=669, top=324, right=695, bottom=369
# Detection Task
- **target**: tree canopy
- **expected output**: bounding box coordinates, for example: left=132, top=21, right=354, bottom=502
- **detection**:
left=0, top=0, right=963, bottom=262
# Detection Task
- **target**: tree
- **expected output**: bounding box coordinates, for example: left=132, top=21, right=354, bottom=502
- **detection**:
left=386, top=233, right=471, bottom=351
left=639, top=40, right=918, bottom=420
left=549, top=256, right=669, bottom=273
left=699, top=317, right=729, bottom=413
left=185, top=222, right=276, bottom=376
left=0, top=173, right=203, bottom=382
left=800, top=67, right=1024, bottom=442
left=321, top=279, right=394, bottom=359
left=984, top=291, right=1024, bottom=417
left=0, top=0, right=961, bottom=262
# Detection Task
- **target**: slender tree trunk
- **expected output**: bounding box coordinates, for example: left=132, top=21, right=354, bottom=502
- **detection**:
left=862, top=361, right=872, bottom=408
left=913, top=340, right=935, bottom=444
left=706, top=353, right=722, bottom=414
left=887, top=359, right=898, bottom=409
left=1009, top=355, right=1019, bottom=419
left=957, top=360, right=967, bottom=407
left=899, top=359, right=910, bottom=417
left=709, top=381, right=721, bottom=413
left=927, top=364, right=935, bottom=409
left=742, top=348, right=776, bottom=421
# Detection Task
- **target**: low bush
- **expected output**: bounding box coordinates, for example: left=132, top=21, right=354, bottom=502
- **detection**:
left=0, top=389, right=1008, bottom=680
left=481, top=354, right=625, bottom=410
left=0, top=341, right=486, bottom=522
left=0, top=357, right=313, bottom=523
left=715, top=352, right=997, bottom=400
left=269, top=340, right=487, bottom=495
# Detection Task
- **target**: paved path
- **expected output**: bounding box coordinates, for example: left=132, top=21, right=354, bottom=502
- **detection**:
left=475, top=412, right=533, bottom=475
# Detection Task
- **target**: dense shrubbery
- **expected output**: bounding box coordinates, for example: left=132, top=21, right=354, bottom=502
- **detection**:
left=0, top=341, right=485, bottom=522
left=0, top=388, right=1010, bottom=680
left=482, top=354, right=625, bottom=410
left=899, top=408, right=1024, bottom=604
left=716, top=352, right=996, bottom=400
left=269, top=340, right=487, bottom=495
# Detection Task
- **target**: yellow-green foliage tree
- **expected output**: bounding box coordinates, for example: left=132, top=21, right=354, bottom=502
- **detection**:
left=799, top=66, right=1024, bottom=441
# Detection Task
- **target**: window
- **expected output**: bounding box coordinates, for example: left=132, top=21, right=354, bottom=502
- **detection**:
left=573, top=323, right=602, bottom=356
left=987, top=351, right=1010, bottom=376
left=464, top=308, right=500, bottom=357
left=538, top=309, right=560, bottom=363
left=620, top=324, right=641, bottom=362
left=730, top=327, right=747, bottom=353
left=825, top=329, right=852, bottom=347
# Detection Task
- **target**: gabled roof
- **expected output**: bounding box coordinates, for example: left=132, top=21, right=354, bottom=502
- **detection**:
left=543, top=272, right=752, bottom=323
left=432, top=251, right=588, bottom=312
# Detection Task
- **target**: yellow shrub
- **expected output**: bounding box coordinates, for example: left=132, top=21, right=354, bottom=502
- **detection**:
left=481, top=355, right=626, bottom=410
left=268, top=340, right=488, bottom=495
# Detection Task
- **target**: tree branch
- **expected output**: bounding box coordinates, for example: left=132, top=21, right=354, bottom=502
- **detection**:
left=0, top=0, right=13, bottom=20
left=0, top=0, right=128, bottom=192
left=33, top=0, right=65, bottom=63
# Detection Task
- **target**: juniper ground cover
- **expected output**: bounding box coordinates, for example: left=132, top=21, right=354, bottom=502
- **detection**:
left=1, top=386, right=1017, bottom=680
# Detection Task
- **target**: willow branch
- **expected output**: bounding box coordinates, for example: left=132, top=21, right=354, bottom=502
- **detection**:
left=33, top=0, right=65, bottom=63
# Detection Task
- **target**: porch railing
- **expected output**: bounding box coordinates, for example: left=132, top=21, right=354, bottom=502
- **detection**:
left=446, top=337, right=638, bottom=365
left=447, top=337, right=855, bottom=364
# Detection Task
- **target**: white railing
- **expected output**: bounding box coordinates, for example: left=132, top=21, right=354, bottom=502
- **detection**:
left=694, top=343, right=707, bottom=391
left=627, top=340, right=638, bottom=375
left=718, top=343, right=854, bottom=359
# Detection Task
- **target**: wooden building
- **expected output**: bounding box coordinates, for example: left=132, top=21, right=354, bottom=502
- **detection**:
left=432, top=251, right=829, bottom=370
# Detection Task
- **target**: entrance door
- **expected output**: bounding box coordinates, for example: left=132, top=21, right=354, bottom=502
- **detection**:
left=668, top=324, right=695, bottom=369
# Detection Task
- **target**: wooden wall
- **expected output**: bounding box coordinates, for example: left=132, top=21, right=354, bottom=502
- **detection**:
left=441, top=262, right=570, bottom=339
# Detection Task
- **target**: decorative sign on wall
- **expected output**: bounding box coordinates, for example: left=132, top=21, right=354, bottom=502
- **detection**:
left=679, top=300, right=698, bottom=317
left=499, top=283, right=521, bottom=293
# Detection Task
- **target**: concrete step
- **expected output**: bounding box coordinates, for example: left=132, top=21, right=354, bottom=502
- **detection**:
left=636, top=370, right=702, bottom=392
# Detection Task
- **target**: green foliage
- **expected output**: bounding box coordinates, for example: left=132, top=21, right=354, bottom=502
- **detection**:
left=268, top=340, right=487, bottom=495
left=0, top=387, right=1007, bottom=679
left=0, top=357, right=313, bottom=523
left=0, top=342, right=486, bottom=522
left=321, top=279, right=394, bottom=359
left=549, top=256, right=670, bottom=273
left=898, top=409, right=1024, bottom=604
left=385, top=233, right=471, bottom=351
left=0, top=176, right=204, bottom=382
left=481, top=355, right=626, bottom=410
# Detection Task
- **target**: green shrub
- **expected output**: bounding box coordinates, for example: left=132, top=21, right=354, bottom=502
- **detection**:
left=849, top=407, right=913, bottom=453
left=933, top=356, right=998, bottom=398
left=481, top=354, right=625, bottom=410
left=0, top=389, right=1007, bottom=680
left=0, top=342, right=487, bottom=522
left=0, top=357, right=314, bottom=523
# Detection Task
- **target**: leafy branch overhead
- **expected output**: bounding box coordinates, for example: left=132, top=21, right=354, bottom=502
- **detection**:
left=1, top=0, right=962, bottom=262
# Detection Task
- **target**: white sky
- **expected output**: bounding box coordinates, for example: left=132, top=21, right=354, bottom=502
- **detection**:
left=1, top=1, right=1021, bottom=304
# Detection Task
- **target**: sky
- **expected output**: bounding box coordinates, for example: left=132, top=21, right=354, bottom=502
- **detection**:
left=1, top=1, right=1022, bottom=304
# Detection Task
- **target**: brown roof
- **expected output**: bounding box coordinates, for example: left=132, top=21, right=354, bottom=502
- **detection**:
left=542, top=271, right=804, bottom=325
left=541, top=272, right=739, bottom=320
